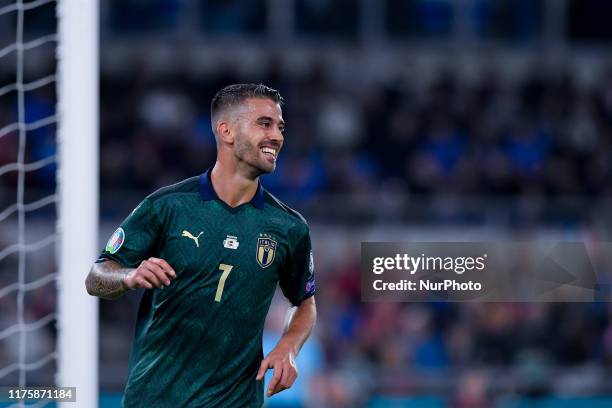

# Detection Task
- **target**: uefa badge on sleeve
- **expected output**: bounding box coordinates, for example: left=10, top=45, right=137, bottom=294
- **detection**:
left=105, top=227, right=125, bottom=254
left=305, top=278, right=316, bottom=294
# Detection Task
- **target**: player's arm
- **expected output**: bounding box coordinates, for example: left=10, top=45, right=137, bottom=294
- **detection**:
left=87, top=197, right=174, bottom=299
left=256, top=296, right=317, bottom=397
left=85, top=257, right=176, bottom=300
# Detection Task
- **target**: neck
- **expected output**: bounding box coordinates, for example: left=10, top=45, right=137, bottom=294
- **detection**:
left=210, top=160, right=259, bottom=208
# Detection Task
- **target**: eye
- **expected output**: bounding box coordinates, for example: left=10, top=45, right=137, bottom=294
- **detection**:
left=259, top=121, right=271, bottom=128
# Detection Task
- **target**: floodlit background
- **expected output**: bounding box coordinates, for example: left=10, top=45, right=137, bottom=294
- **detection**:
left=3, top=0, right=612, bottom=407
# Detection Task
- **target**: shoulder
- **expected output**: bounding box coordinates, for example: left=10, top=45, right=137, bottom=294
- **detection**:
left=123, top=176, right=200, bottom=226
left=146, top=176, right=200, bottom=204
left=263, top=190, right=309, bottom=232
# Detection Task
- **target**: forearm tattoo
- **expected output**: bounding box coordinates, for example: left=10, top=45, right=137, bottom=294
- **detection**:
left=85, top=261, right=132, bottom=300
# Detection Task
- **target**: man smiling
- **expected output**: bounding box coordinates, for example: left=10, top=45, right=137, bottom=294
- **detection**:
left=86, top=84, right=317, bottom=407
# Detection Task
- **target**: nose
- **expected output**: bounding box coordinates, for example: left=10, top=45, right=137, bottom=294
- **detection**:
left=270, top=127, right=284, bottom=144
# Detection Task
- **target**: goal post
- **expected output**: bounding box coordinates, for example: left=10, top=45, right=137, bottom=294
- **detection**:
left=57, top=1, right=99, bottom=407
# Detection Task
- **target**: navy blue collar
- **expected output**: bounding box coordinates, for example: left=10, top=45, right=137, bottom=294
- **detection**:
left=199, top=169, right=265, bottom=210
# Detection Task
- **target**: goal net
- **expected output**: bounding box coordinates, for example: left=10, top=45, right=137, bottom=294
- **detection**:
left=0, top=0, right=98, bottom=406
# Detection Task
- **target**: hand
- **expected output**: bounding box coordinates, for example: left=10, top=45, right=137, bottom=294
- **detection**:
left=123, top=257, right=176, bottom=290
left=256, top=345, right=298, bottom=397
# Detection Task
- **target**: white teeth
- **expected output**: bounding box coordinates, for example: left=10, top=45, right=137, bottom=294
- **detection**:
left=261, top=147, right=276, bottom=157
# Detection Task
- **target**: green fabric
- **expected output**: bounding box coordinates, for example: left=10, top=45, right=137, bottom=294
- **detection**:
left=98, top=176, right=315, bottom=408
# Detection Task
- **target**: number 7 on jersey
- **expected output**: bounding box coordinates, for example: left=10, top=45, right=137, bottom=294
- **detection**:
left=215, top=264, right=233, bottom=302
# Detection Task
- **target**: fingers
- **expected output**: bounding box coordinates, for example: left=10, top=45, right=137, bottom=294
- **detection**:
left=127, top=258, right=176, bottom=290
left=148, top=257, right=177, bottom=279
left=267, top=363, right=283, bottom=397
left=256, top=359, right=270, bottom=381
left=256, top=353, right=298, bottom=397
left=280, top=364, right=296, bottom=389
left=124, top=270, right=151, bottom=290
left=133, top=274, right=153, bottom=290
left=269, top=364, right=296, bottom=396
left=142, top=260, right=170, bottom=287
left=142, top=269, right=163, bottom=288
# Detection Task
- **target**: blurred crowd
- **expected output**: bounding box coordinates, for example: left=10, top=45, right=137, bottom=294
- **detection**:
left=106, top=0, right=543, bottom=40
left=5, top=59, right=612, bottom=227
left=92, top=62, right=612, bottom=226
left=105, top=0, right=612, bottom=44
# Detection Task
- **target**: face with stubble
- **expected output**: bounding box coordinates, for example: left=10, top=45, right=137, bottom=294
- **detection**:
left=226, top=98, right=285, bottom=176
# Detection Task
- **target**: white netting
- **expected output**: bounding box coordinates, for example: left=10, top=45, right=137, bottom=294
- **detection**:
left=0, top=0, right=59, bottom=406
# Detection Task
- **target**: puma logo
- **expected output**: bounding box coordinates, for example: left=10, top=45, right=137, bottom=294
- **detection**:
left=182, top=230, right=203, bottom=247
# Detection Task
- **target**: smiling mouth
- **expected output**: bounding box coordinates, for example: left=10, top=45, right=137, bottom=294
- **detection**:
left=260, top=146, right=277, bottom=160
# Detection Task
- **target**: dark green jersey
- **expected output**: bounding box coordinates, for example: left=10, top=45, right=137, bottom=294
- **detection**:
left=97, top=170, right=316, bottom=408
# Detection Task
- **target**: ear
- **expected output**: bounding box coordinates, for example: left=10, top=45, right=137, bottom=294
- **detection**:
left=217, top=120, right=234, bottom=145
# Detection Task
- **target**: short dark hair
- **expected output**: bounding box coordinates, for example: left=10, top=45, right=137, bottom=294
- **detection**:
left=211, top=83, right=284, bottom=120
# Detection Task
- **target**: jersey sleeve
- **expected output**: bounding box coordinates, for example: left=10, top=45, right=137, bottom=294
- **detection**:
left=279, top=224, right=316, bottom=306
left=96, top=198, right=162, bottom=268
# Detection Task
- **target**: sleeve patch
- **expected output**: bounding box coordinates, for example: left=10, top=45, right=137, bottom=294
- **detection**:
left=309, top=250, right=314, bottom=274
left=305, top=277, right=316, bottom=294
left=105, top=227, right=125, bottom=254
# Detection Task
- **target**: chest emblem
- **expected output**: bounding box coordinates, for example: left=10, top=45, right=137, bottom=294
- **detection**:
left=256, top=236, right=277, bottom=268
left=182, top=230, right=203, bottom=247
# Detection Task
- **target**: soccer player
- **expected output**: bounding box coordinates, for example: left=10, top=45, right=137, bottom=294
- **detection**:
left=85, top=84, right=317, bottom=407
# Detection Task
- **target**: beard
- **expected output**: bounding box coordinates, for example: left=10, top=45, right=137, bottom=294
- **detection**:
left=234, top=136, right=277, bottom=176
